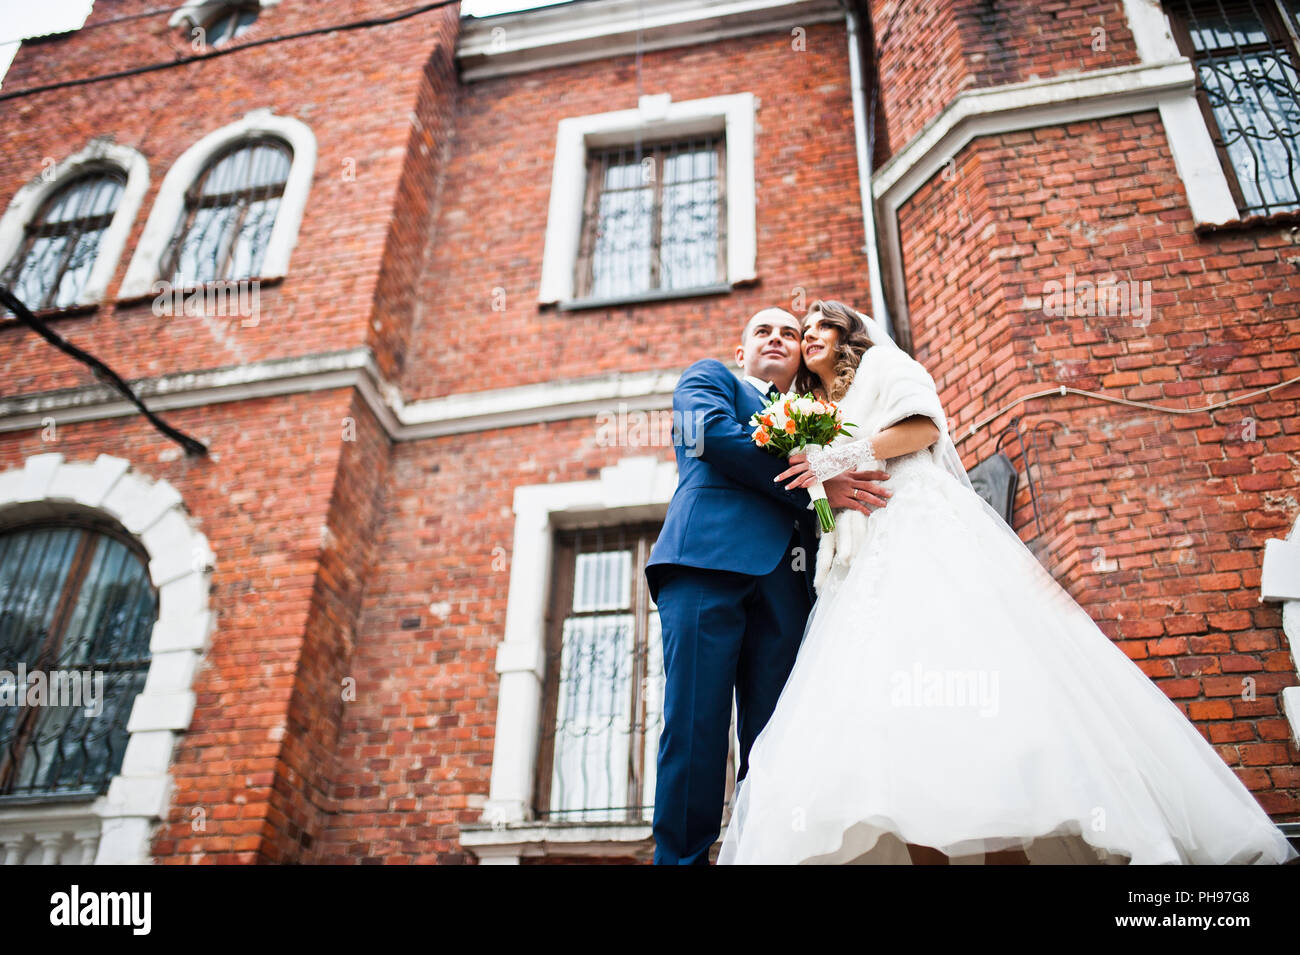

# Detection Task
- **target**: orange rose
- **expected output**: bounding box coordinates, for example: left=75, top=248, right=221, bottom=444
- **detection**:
left=754, top=427, right=771, bottom=446
left=761, top=414, right=774, bottom=427
left=784, top=419, right=797, bottom=434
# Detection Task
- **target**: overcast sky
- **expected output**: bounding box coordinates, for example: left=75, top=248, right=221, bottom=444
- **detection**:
left=0, top=0, right=573, bottom=87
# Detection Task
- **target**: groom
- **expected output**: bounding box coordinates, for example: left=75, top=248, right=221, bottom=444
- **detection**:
left=645, top=307, right=892, bottom=865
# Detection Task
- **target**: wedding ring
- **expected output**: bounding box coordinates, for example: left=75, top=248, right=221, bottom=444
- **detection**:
left=853, top=488, right=860, bottom=499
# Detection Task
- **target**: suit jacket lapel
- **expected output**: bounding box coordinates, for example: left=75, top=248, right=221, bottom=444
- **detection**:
left=736, top=378, right=768, bottom=422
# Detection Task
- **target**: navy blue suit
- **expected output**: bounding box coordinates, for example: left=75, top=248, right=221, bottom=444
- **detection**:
left=646, top=358, right=819, bottom=864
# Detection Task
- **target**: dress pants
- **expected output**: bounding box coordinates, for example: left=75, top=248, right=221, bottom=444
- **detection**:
left=651, top=528, right=811, bottom=865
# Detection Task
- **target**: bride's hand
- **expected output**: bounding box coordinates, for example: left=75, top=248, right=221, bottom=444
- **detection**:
left=775, top=452, right=814, bottom=490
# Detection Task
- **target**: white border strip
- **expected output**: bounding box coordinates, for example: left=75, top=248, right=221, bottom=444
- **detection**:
left=456, top=0, right=844, bottom=81
left=0, top=348, right=683, bottom=442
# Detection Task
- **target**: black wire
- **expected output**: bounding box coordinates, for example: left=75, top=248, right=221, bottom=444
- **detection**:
left=0, top=0, right=462, bottom=103
left=0, top=286, right=208, bottom=457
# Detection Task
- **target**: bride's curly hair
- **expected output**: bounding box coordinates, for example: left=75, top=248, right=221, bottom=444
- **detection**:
left=793, top=299, right=874, bottom=402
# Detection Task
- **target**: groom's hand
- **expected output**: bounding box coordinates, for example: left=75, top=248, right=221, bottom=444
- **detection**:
left=824, top=470, right=892, bottom=515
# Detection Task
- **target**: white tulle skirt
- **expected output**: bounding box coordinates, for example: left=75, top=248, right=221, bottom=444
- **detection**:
left=718, top=451, right=1297, bottom=865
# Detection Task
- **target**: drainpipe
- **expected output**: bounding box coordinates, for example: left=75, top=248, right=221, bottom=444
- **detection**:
left=842, top=0, right=894, bottom=342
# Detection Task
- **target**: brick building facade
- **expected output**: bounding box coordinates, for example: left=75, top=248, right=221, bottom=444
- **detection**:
left=0, top=0, right=1296, bottom=864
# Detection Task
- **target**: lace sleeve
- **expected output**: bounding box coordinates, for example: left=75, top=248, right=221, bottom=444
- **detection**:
left=803, top=437, right=881, bottom=483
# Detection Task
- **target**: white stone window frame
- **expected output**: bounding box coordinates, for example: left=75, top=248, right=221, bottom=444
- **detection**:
left=117, top=108, right=317, bottom=301
left=1124, top=0, right=1241, bottom=224
left=0, top=453, right=214, bottom=864
left=0, top=140, right=151, bottom=312
left=537, top=91, right=758, bottom=308
left=461, top=455, right=677, bottom=864
left=169, top=0, right=282, bottom=39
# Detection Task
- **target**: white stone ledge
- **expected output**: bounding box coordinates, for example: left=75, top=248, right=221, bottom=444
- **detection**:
left=126, top=690, right=197, bottom=734
left=0, top=348, right=685, bottom=443
left=873, top=60, right=1200, bottom=209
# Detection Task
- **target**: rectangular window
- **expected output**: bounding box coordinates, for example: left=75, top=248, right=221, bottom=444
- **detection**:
left=535, top=521, right=738, bottom=824
left=1166, top=0, right=1300, bottom=216
left=574, top=135, right=727, bottom=302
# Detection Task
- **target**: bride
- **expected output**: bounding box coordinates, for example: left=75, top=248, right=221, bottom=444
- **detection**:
left=717, top=299, right=1298, bottom=865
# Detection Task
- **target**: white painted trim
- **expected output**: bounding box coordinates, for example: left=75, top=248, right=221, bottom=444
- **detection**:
left=873, top=61, right=1203, bottom=208
left=1260, top=517, right=1300, bottom=748
left=471, top=456, right=676, bottom=862
left=456, top=0, right=844, bottom=81
left=1122, top=0, right=1240, bottom=224
left=871, top=59, right=1240, bottom=339
left=459, top=821, right=653, bottom=863
left=0, top=453, right=214, bottom=864
left=398, top=367, right=680, bottom=438
left=0, top=348, right=686, bottom=443
left=0, top=139, right=150, bottom=310
left=537, top=92, right=757, bottom=306
left=1123, top=0, right=1182, bottom=62
left=0, top=348, right=392, bottom=435
left=117, top=108, right=317, bottom=300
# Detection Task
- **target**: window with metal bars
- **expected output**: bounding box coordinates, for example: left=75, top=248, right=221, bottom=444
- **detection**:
left=199, top=3, right=259, bottom=47
left=160, top=136, right=291, bottom=290
left=0, top=522, right=157, bottom=803
left=573, top=134, right=728, bottom=303
left=535, top=522, right=739, bottom=824
left=1166, top=0, right=1300, bottom=216
left=0, top=169, right=125, bottom=321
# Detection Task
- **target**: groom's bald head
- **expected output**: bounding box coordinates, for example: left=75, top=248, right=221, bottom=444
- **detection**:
left=741, top=307, right=802, bottom=343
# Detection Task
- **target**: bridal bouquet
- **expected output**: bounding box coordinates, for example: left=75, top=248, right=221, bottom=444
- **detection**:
left=749, top=392, right=856, bottom=533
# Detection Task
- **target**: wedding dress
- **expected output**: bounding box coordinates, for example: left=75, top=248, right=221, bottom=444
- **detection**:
left=717, top=321, right=1298, bottom=865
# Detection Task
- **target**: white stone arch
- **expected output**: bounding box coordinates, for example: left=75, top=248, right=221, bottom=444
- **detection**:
left=0, top=453, right=214, bottom=864
left=0, top=138, right=151, bottom=309
left=117, top=107, right=318, bottom=299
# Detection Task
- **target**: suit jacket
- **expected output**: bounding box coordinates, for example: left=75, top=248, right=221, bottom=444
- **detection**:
left=646, top=358, right=819, bottom=602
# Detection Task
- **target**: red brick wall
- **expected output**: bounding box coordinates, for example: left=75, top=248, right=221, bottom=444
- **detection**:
left=0, top=0, right=459, bottom=395
left=314, top=417, right=680, bottom=863
left=399, top=20, right=871, bottom=401
left=867, top=0, right=1140, bottom=163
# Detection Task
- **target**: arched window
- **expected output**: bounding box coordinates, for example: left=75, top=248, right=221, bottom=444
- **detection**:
left=161, top=137, right=291, bottom=288
left=0, top=170, right=125, bottom=319
left=0, top=522, right=156, bottom=801
left=201, top=3, right=259, bottom=47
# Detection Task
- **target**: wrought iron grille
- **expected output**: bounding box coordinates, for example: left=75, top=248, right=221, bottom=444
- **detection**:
left=535, top=522, right=740, bottom=824
left=536, top=524, right=662, bottom=823
left=0, top=523, right=156, bottom=802
left=161, top=136, right=291, bottom=289
left=1167, top=0, right=1300, bottom=215
left=0, top=169, right=125, bottom=320
left=202, top=4, right=259, bottom=46
left=574, top=134, right=727, bottom=301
